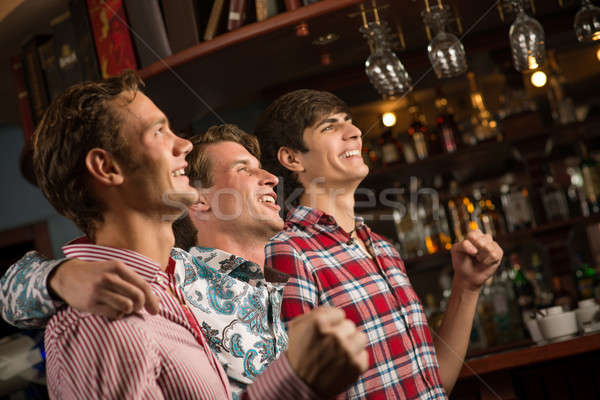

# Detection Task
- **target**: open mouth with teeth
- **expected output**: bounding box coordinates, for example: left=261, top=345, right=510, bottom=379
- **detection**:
left=172, top=168, right=186, bottom=177
left=340, top=150, right=360, bottom=159
left=258, top=194, right=276, bottom=204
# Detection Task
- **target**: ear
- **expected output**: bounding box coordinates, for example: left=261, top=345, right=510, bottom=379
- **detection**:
left=277, top=146, right=305, bottom=173
left=85, top=148, right=124, bottom=186
left=192, top=189, right=211, bottom=213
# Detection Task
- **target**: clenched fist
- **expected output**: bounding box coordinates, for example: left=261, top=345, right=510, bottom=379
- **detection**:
left=451, top=229, right=504, bottom=292
left=286, top=306, right=369, bottom=398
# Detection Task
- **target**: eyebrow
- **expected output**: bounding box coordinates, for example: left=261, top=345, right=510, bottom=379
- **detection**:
left=314, top=113, right=352, bottom=129
left=145, top=116, right=169, bottom=131
left=230, top=158, right=262, bottom=169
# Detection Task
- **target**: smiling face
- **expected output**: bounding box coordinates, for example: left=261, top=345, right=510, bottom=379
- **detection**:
left=200, top=141, right=283, bottom=238
left=115, top=91, right=196, bottom=215
left=296, top=112, right=369, bottom=190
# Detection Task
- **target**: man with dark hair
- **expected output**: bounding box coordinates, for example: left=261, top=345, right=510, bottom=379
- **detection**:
left=255, top=89, right=504, bottom=399
left=2, top=76, right=368, bottom=399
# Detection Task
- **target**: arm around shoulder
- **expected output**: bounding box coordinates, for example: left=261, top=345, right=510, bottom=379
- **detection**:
left=1, top=251, right=65, bottom=328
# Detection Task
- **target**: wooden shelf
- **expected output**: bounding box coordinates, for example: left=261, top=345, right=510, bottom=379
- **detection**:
left=138, top=0, right=364, bottom=79
left=459, top=332, right=600, bottom=378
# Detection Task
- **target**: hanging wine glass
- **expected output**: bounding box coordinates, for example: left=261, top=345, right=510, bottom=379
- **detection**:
left=509, top=0, right=546, bottom=72
left=422, top=3, right=468, bottom=79
left=360, top=22, right=412, bottom=99
left=574, top=0, right=600, bottom=42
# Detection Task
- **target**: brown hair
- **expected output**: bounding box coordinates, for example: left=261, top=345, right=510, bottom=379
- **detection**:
left=173, top=124, right=261, bottom=249
left=33, top=70, right=143, bottom=238
left=254, top=89, right=349, bottom=208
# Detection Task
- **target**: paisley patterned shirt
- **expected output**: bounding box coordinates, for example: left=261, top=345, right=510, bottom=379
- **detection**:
left=1, top=245, right=288, bottom=399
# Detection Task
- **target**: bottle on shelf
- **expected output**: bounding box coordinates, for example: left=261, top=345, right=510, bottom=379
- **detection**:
left=552, top=276, right=575, bottom=311
left=490, top=267, right=526, bottom=344
left=546, top=49, right=577, bottom=126
left=540, top=166, right=570, bottom=222
left=377, top=128, right=403, bottom=166
left=424, top=293, right=444, bottom=332
left=466, top=71, right=502, bottom=144
left=407, top=93, right=430, bottom=160
left=447, top=180, right=480, bottom=242
left=565, top=163, right=589, bottom=217
left=500, top=174, right=536, bottom=232
left=575, top=256, right=597, bottom=300
left=394, top=183, right=426, bottom=259
left=578, top=142, right=600, bottom=214
left=527, top=251, right=554, bottom=308
left=473, top=186, right=506, bottom=238
left=510, top=253, right=536, bottom=317
left=477, top=279, right=497, bottom=347
left=434, top=87, right=459, bottom=154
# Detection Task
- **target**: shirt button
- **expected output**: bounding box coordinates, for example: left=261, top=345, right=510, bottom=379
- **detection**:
left=155, top=276, right=164, bottom=285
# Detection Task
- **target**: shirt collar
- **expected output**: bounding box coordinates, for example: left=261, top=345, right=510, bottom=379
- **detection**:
left=62, top=236, right=172, bottom=284
left=286, top=205, right=366, bottom=231
left=187, top=246, right=288, bottom=284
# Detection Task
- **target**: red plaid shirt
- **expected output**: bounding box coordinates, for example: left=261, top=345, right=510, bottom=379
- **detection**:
left=265, top=206, right=447, bottom=400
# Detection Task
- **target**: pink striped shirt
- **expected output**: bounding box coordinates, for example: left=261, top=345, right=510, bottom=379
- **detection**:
left=45, top=241, right=316, bottom=400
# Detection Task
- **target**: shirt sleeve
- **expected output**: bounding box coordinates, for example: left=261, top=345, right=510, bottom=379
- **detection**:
left=264, top=239, right=318, bottom=323
left=243, top=352, right=319, bottom=400
left=45, top=314, right=165, bottom=400
left=1, top=251, right=65, bottom=328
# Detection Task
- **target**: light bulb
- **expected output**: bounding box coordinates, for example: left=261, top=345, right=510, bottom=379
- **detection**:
left=596, top=48, right=600, bottom=61
left=382, top=112, right=397, bottom=127
left=530, top=70, right=547, bottom=87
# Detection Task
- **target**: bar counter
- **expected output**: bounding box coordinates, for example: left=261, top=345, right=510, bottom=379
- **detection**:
left=453, top=332, right=600, bottom=400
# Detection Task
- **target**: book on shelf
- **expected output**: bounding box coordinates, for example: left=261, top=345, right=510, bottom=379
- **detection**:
left=284, top=0, right=301, bottom=11
left=123, top=0, right=172, bottom=68
left=161, top=0, right=203, bottom=54
left=228, top=0, right=248, bottom=31
left=22, top=36, right=51, bottom=126
left=204, top=0, right=227, bottom=41
left=10, top=55, right=35, bottom=147
left=256, top=0, right=279, bottom=21
left=37, top=39, right=64, bottom=101
left=69, top=0, right=101, bottom=82
left=86, top=0, right=138, bottom=78
left=51, top=11, right=84, bottom=92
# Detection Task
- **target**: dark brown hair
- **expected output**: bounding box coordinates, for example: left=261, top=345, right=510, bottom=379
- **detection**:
left=33, top=70, right=143, bottom=238
left=173, top=124, right=261, bottom=249
left=254, top=89, right=349, bottom=208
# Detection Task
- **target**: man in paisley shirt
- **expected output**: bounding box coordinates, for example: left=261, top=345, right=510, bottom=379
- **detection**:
left=1, top=75, right=368, bottom=399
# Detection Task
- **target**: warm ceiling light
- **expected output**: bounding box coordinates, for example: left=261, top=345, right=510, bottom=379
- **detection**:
left=530, top=70, right=548, bottom=87
left=382, top=112, right=397, bottom=127
left=596, top=48, right=600, bottom=61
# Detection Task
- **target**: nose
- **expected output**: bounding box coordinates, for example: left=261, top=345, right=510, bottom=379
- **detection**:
left=259, top=168, right=279, bottom=187
left=343, top=122, right=362, bottom=141
left=174, top=135, right=193, bottom=157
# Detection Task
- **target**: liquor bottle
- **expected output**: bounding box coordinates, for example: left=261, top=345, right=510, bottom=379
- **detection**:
left=575, top=257, right=597, bottom=300
left=566, top=165, right=589, bottom=217
left=540, top=167, right=570, bottom=222
left=434, top=87, right=459, bottom=154
left=477, top=279, right=497, bottom=347
left=467, top=72, right=502, bottom=144
left=578, top=142, right=600, bottom=214
left=500, top=175, right=536, bottom=232
left=552, top=276, right=575, bottom=311
left=394, top=184, right=426, bottom=258
left=510, top=253, right=535, bottom=314
left=528, top=251, right=554, bottom=308
left=447, top=180, right=480, bottom=242
left=424, top=293, right=444, bottom=332
left=546, top=49, right=577, bottom=126
left=377, top=128, right=402, bottom=166
left=407, top=93, right=429, bottom=160
left=473, top=186, right=506, bottom=238
left=490, top=268, right=525, bottom=344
